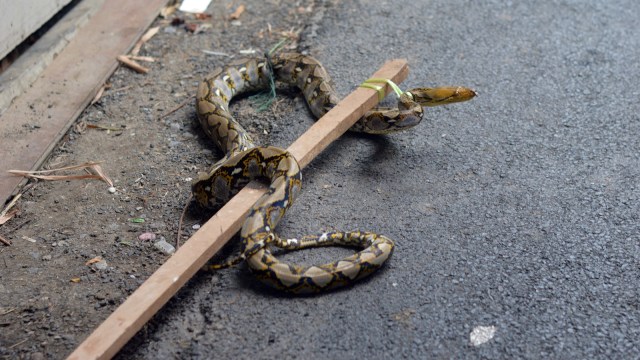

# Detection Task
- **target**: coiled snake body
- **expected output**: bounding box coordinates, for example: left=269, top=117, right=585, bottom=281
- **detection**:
left=193, top=52, right=474, bottom=294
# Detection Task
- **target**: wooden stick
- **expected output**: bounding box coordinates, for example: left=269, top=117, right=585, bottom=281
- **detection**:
left=67, top=59, right=409, bottom=360
left=0, top=234, right=11, bottom=246
left=131, top=26, right=160, bottom=56
left=116, top=55, right=149, bottom=74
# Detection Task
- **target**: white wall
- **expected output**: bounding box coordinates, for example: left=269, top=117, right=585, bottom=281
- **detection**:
left=0, top=0, right=74, bottom=59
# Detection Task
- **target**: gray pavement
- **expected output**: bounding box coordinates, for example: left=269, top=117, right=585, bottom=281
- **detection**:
left=122, top=1, right=640, bottom=358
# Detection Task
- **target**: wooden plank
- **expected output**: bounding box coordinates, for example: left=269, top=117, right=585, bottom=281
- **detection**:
left=0, top=0, right=168, bottom=206
left=0, top=0, right=73, bottom=60
left=67, top=59, right=409, bottom=360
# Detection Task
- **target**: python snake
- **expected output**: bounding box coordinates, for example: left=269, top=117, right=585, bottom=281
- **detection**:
left=193, top=52, right=475, bottom=294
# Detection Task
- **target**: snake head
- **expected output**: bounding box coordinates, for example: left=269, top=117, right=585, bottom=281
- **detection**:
left=408, top=86, right=476, bottom=107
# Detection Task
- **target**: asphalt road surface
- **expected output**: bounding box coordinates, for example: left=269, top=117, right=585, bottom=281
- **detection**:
left=121, top=1, right=640, bottom=358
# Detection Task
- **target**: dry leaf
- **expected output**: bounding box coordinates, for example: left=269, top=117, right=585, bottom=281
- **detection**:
left=0, top=208, right=18, bottom=226
left=195, top=13, right=212, bottom=20
left=194, top=23, right=212, bottom=34
left=85, top=256, right=103, bottom=266
left=185, top=23, right=212, bottom=34
left=0, top=193, right=21, bottom=220
left=160, top=4, right=178, bottom=18
left=70, top=278, right=81, bottom=283
left=229, top=5, right=245, bottom=20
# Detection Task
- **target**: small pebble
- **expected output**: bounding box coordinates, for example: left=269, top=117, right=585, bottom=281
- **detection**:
left=108, top=187, right=117, bottom=194
left=42, top=255, right=52, bottom=261
left=154, top=239, right=176, bottom=255
left=470, top=325, right=497, bottom=346
left=149, top=222, right=166, bottom=230
left=138, top=232, right=157, bottom=241
left=94, top=259, right=108, bottom=270
left=57, top=240, right=69, bottom=246
left=192, top=224, right=201, bottom=230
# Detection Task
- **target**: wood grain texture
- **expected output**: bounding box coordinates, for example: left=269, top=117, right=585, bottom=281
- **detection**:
left=68, top=58, right=409, bottom=360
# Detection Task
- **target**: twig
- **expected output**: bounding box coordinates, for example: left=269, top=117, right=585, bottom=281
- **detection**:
left=9, top=162, right=113, bottom=187
left=0, top=307, right=15, bottom=315
left=10, top=172, right=105, bottom=184
left=0, top=193, right=21, bottom=219
left=12, top=162, right=101, bottom=173
left=91, top=84, right=108, bottom=105
left=0, top=208, right=19, bottom=226
left=202, top=50, right=231, bottom=57
left=128, top=55, right=155, bottom=62
left=22, top=236, right=37, bottom=243
left=117, top=55, right=149, bottom=74
left=8, top=338, right=28, bottom=349
left=176, top=193, right=193, bottom=249
left=158, top=96, right=193, bottom=120
left=86, top=124, right=124, bottom=131
left=0, top=234, right=11, bottom=246
left=5, top=219, right=31, bottom=234
left=112, top=85, right=132, bottom=92
left=131, top=26, right=160, bottom=56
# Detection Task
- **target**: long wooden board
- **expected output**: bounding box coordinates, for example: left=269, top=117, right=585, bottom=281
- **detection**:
left=0, top=0, right=168, bottom=206
left=67, top=59, right=409, bottom=360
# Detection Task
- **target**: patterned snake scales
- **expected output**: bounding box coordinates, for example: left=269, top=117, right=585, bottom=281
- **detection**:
left=193, top=52, right=475, bottom=294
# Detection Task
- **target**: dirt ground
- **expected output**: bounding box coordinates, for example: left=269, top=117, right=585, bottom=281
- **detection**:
left=0, top=1, right=321, bottom=357
left=5, top=0, right=640, bottom=358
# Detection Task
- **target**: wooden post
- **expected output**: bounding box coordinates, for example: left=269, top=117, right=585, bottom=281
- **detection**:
left=67, top=59, right=409, bottom=360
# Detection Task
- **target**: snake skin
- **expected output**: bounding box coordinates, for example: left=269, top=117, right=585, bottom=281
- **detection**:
left=192, top=52, right=475, bottom=294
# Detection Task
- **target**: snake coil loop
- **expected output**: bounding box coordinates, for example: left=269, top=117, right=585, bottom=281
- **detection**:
left=193, top=52, right=475, bottom=293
